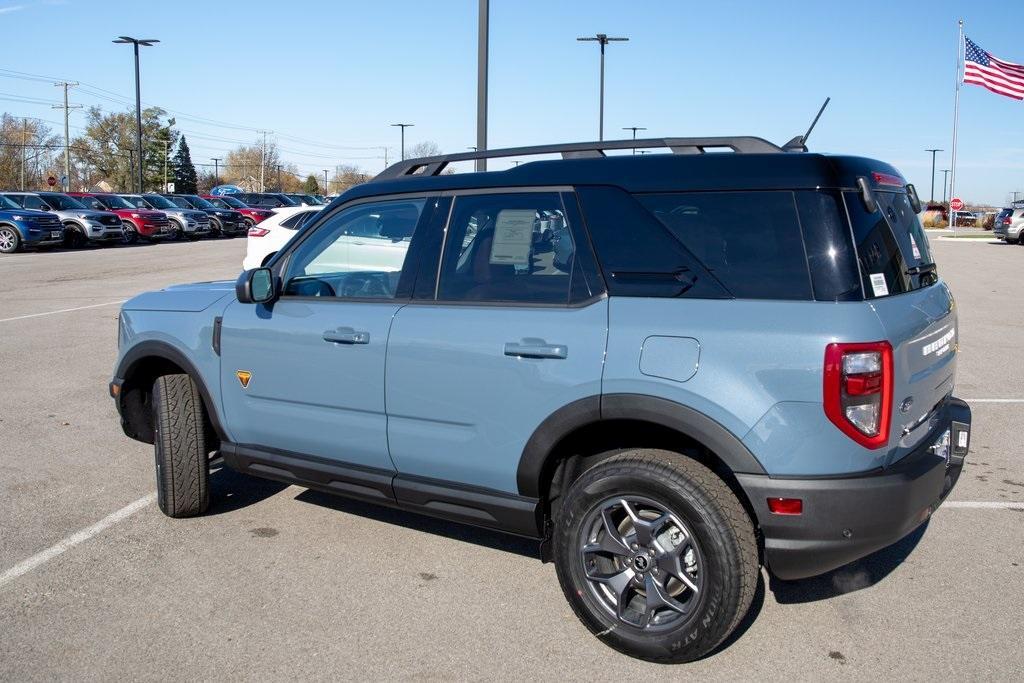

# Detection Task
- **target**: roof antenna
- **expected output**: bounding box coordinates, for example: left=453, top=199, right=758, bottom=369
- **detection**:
left=784, top=97, right=830, bottom=152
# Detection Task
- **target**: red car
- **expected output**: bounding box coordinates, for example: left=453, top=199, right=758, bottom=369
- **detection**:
left=201, top=195, right=274, bottom=228
left=68, top=192, right=171, bottom=243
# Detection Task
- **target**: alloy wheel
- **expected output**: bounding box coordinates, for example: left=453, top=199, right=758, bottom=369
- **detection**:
left=0, top=228, right=17, bottom=252
left=579, top=496, right=704, bottom=631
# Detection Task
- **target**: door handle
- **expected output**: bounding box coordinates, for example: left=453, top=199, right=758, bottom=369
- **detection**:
left=323, top=327, right=370, bottom=345
left=504, top=339, right=568, bottom=359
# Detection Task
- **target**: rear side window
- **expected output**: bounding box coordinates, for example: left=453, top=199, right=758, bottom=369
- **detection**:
left=843, top=191, right=935, bottom=298
left=795, top=191, right=862, bottom=301
left=638, top=191, right=813, bottom=300
left=280, top=211, right=314, bottom=229
left=437, top=192, right=577, bottom=305
left=78, top=196, right=106, bottom=211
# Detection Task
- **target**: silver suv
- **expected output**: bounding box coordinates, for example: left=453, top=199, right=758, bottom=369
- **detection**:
left=1, top=191, right=123, bottom=247
left=994, top=207, right=1024, bottom=243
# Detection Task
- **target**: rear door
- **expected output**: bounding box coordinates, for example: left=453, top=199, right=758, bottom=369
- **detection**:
left=844, top=189, right=957, bottom=461
left=385, top=190, right=607, bottom=494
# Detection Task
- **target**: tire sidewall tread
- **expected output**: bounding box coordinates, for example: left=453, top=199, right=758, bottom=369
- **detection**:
left=152, top=373, right=210, bottom=518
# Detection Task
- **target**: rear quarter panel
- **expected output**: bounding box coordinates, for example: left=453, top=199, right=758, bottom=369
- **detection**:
left=605, top=297, right=892, bottom=475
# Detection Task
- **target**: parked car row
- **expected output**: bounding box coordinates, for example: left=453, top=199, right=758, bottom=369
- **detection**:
left=0, top=190, right=325, bottom=253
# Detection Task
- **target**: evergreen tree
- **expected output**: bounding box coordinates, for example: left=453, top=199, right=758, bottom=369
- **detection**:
left=303, top=174, right=320, bottom=194
left=172, top=136, right=198, bottom=193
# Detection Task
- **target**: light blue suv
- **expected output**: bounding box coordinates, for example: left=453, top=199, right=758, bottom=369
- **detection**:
left=111, top=137, right=972, bottom=662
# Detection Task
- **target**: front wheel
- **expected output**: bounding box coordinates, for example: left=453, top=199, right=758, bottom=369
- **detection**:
left=121, top=221, right=139, bottom=245
left=553, top=449, right=758, bottom=663
left=152, top=374, right=210, bottom=518
left=0, top=226, right=21, bottom=253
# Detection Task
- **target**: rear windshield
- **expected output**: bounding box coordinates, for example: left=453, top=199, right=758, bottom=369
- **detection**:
left=843, top=190, right=935, bottom=299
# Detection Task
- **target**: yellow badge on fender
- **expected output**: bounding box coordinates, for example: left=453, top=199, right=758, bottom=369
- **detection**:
left=236, top=370, right=252, bottom=388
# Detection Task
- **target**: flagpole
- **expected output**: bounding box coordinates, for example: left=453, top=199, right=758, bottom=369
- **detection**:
left=949, top=18, right=963, bottom=234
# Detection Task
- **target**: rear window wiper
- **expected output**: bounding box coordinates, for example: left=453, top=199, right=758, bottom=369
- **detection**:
left=906, top=262, right=937, bottom=276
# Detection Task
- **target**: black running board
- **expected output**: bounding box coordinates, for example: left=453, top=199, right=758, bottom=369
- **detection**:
left=220, top=442, right=542, bottom=539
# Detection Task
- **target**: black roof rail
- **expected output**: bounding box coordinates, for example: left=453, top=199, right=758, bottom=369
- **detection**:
left=373, top=136, right=785, bottom=181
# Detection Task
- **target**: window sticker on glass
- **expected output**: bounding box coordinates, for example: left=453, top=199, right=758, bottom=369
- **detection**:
left=490, top=209, right=535, bottom=266
left=869, top=273, right=889, bottom=297
left=910, top=233, right=921, bottom=261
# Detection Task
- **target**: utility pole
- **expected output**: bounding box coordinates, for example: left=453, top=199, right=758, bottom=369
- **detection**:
left=925, top=148, right=943, bottom=202
left=20, top=118, right=27, bottom=190
left=622, top=126, right=646, bottom=154
left=391, top=123, right=413, bottom=160
left=162, top=139, right=171, bottom=192
left=113, top=37, right=159, bottom=192
left=52, top=82, right=81, bottom=191
left=476, top=0, right=488, bottom=171
left=257, top=130, right=272, bottom=192
left=941, top=169, right=951, bottom=203
left=382, top=146, right=389, bottom=169
left=211, top=157, right=221, bottom=182
left=577, top=33, right=629, bottom=140
left=322, top=169, right=329, bottom=195
left=276, top=164, right=282, bottom=191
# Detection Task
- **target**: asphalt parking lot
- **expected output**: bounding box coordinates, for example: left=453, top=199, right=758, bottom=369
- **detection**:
left=1, top=236, right=1022, bottom=680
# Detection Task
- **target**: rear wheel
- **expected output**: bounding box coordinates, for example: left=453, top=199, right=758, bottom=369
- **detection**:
left=0, top=226, right=21, bottom=253
left=152, top=374, right=210, bottom=518
left=553, top=449, right=758, bottom=663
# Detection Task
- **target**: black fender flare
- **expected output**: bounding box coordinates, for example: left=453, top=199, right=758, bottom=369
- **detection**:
left=115, top=339, right=228, bottom=443
left=516, top=393, right=766, bottom=498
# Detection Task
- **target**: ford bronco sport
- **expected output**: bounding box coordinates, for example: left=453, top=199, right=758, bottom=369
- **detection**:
left=111, top=136, right=971, bottom=662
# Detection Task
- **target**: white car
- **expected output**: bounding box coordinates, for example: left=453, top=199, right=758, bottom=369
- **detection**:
left=242, top=206, right=323, bottom=270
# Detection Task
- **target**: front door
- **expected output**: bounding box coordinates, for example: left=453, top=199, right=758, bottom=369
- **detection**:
left=219, top=196, right=432, bottom=471
left=386, top=191, right=608, bottom=494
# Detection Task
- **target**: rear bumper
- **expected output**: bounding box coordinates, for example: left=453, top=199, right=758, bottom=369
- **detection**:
left=738, top=397, right=971, bottom=580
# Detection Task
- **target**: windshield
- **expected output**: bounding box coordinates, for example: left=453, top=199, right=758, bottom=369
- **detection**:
left=168, top=196, right=193, bottom=209
left=121, top=195, right=147, bottom=209
left=186, top=195, right=215, bottom=209
left=44, top=194, right=87, bottom=210
left=218, top=196, right=247, bottom=208
left=206, top=198, right=229, bottom=209
left=98, top=194, right=133, bottom=210
left=0, top=195, right=18, bottom=210
left=142, top=194, right=177, bottom=210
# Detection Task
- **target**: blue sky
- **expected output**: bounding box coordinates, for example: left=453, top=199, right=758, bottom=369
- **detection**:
left=2, top=0, right=1022, bottom=204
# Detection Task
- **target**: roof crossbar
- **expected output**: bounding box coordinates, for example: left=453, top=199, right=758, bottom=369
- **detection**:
left=374, top=136, right=785, bottom=180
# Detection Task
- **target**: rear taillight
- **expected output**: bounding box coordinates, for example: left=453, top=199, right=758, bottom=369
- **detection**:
left=1003, top=217, right=1012, bottom=226
left=248, top=227, right=270, bottom=237
left=823, top=341, right=893, bottom=449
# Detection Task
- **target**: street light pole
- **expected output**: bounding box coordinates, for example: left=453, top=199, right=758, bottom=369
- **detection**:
left=323, top=169, right=329, bottom=195
left=622, top=126, right=646, bottom=154
left=925, top=148, right=943, bottom=202
left=941, top=169, right=951, bottom=204
left=577, top=33, right=629, bottom=141
left=113, top=37, right=159, bottom=193
left=476, top=0, right=488, bottom=172
left=391, top=123, right=414, bottom=160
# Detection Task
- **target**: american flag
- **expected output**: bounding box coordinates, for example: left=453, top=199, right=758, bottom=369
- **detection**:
left=963, top=37, right=1024, bottom=100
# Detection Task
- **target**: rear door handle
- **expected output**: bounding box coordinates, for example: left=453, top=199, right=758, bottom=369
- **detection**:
left=504, top=339, right=568, bottom=359
left=323, top=327, right=370, bottom=345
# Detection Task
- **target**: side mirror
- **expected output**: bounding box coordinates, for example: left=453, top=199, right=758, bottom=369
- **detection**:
left=236, top=268, right=276, bottom=304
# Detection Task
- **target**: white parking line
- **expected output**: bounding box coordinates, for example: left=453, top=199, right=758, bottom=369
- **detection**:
left=0, top=300, right=125, bottom=323
left=963, top=398, right=1024, bottom=403
left=943, top=501, right=1024, bottom=510
left=0, top=493, right=155, bottom=590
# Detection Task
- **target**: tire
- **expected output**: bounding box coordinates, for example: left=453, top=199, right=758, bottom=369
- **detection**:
left=121, top=221, right=139, bottom=245
left=63, top=223, right=86, bottom=249
left=152, top=373, right=210, bottom=518
left=553, top=449, right=758, bottom=663
left=243, top=217, right=255, bottom=232
left=209, top=218, right=222, bottom=237
left=0, top=225, right=21, bottom=253
left=169, top=220, right=185, bottom=241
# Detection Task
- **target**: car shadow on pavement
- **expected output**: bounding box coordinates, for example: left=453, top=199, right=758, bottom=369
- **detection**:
left=293, top=488, right=541, bottom=560
left=205, top=459, right=290, bottom=515
left=768, top=520, right=929, bottom=604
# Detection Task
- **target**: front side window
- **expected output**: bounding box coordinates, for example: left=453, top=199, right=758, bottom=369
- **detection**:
left=168, top=196, right=192, bottom=209
left=283, top=198, right=425, bottom=299
left=22, top=195, right=46, bottom=210
left=639, top=191, right=813, bottom=300
left=99, top=195, right=133, bottom=210
left=437, top=193, right=576, bottom=304
left=78, top=195, right=106, bottom=211
left=143, top=194, right=176, bottom=210
left=206, top=198, right=230, bottom=209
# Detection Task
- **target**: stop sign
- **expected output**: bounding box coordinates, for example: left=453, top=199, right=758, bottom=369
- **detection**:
left=46, top=175, right=57, bottom=187
left=950, top=197, right=964, bottom=211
